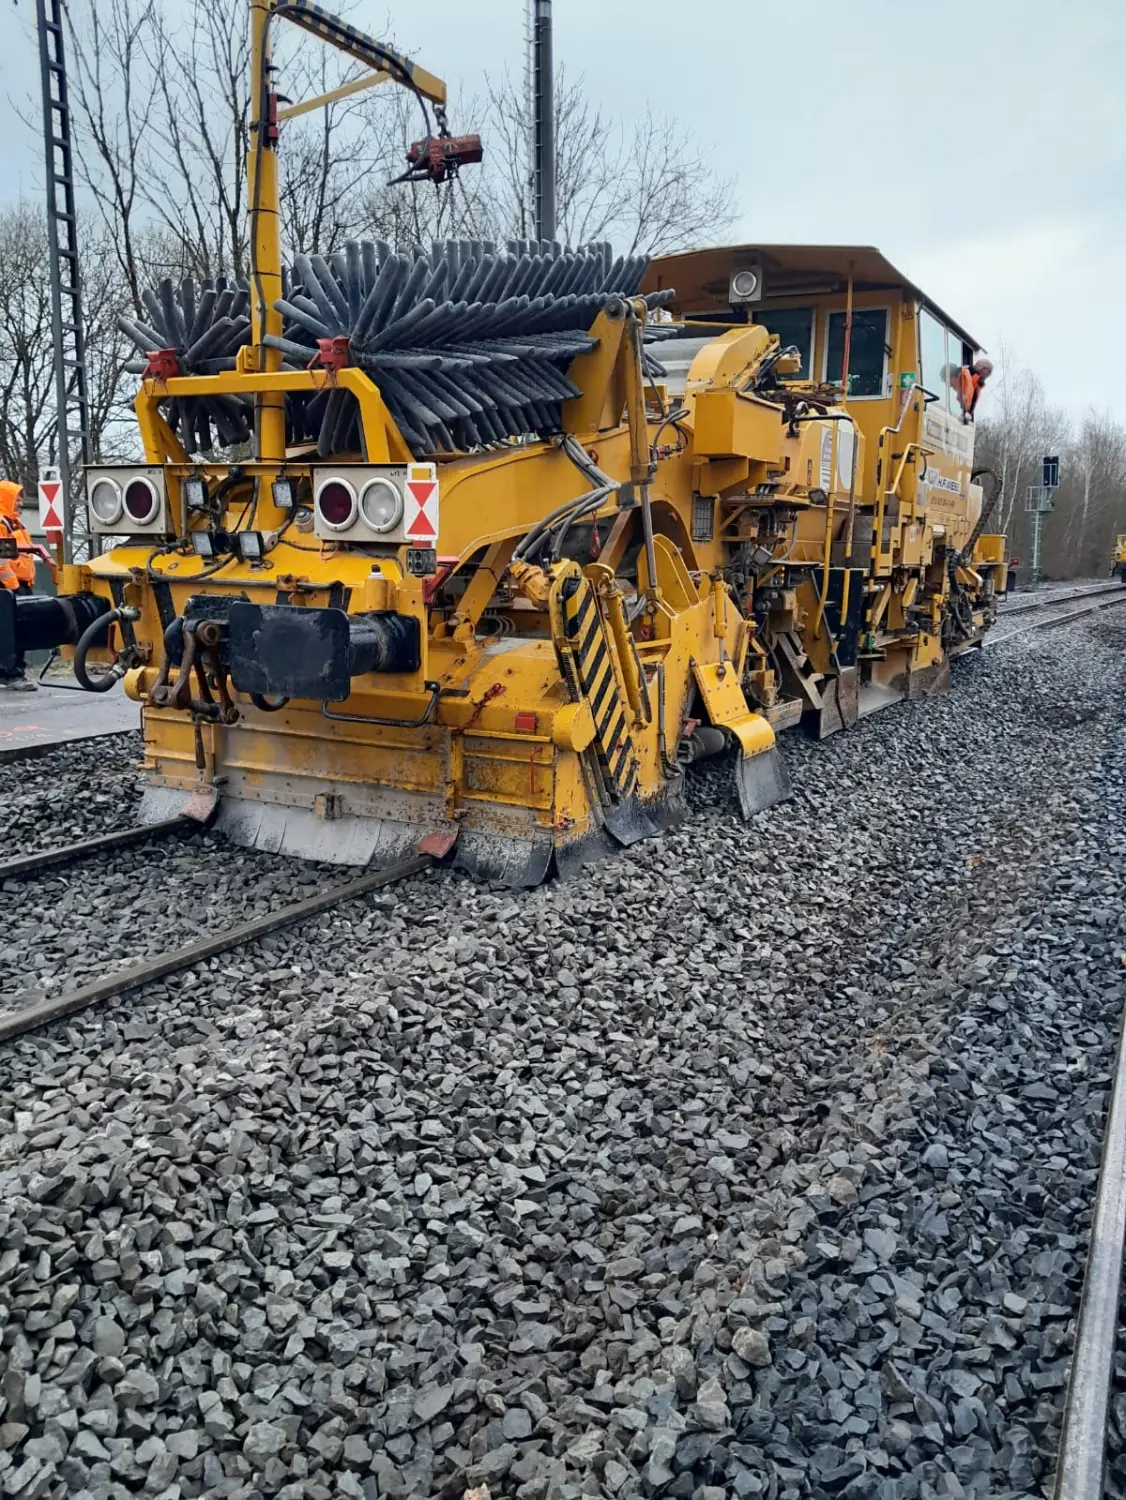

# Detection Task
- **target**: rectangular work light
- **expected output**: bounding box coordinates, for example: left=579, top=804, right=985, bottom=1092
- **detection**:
left=235, top=531, right=264, bottom=561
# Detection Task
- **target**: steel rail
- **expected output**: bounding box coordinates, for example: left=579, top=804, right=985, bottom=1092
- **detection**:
left=0, top=727, right=134, bottom=768
left=0, top=852, right=437, bottom=1044
left=987, top=591, right=1126, bottom=647
left=0, top=816, right=196, bottom=881
left=1051, top=1001, right=1126, bottom=1499
left=998, top=581, right=1125, bottom=617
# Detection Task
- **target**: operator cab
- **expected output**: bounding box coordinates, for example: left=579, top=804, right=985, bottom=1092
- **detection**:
left=644, top=243, right=986, bottom=519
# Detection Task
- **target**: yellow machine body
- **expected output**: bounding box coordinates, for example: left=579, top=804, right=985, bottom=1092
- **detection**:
left=60, top=11, right=1007, bottom=885
left=1114, top=533, right=1126, bottom=580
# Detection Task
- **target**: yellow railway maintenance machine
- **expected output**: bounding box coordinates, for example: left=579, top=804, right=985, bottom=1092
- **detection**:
left=2, top=3, right=1008, bottom=886
left=1114, top=534, right=1126, bottom=582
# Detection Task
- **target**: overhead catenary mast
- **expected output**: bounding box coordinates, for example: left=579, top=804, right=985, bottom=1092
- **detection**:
left=35, top=0, right=93, bottom=563
left=528, top=0, right=555, bottom=242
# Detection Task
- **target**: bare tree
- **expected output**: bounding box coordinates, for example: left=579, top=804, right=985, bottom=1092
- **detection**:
left=973, top=343, right=1126, bottom=579
left=64, top=0, right=378, bottom=303
left=475, top=70, right=737, bottom=252
left=64, top=0, right=157, bottom=310
left=0, top=204, right=133, bottom=487
left=0, top=204, right=54, bottom=486
left=1050, top=411, right=1126, bottom=577
left=64, top=0, right=735, bottom=288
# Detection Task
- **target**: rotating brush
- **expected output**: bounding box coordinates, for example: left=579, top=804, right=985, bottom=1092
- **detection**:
left=119, top=278, right=253, bottom=453
left=267, top=240, right=674, bottom=458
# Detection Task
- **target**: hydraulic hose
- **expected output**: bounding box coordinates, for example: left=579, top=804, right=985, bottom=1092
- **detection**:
left=73, top=607, right=131, bottom=694
left=959, top=467, right=1002, bottom=564
left=550, top=485, right=617, bottom=562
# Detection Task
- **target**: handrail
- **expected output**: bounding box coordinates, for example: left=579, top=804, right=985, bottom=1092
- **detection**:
left=872, top=388, right=928, bottom=569
left=809, top=413, right=861, bottom=642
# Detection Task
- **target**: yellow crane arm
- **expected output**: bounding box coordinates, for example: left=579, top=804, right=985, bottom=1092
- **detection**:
left=272, top=0, right=447, bottom=106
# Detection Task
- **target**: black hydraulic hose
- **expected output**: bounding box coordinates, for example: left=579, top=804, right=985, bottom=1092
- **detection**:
left=959, top=466, right=1002, bottom=564
left=512, top=435, right=622, bottom=563
left=73, top=608, right=129, bottom=694
left=550, top=485, right=617, bottom=562
left=513, top=491, right=602, bottom=562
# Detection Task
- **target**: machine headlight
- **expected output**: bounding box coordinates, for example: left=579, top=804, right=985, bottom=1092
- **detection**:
left=124, top=477, right=160, bottom=525
left=272, top=476, right=296, bottom=510
left=360, top=478, right=404, bottom=535
left=190, top=531, right=215, bottom=558
left=89, top=478, right=123, bottom=526
left=236, top=531, right=264, bottom=561
left=182, top=474, right=208, bottom=511
left=315, top=478, right=357, bottom=532
left=731, top=269, right=760, bottom=300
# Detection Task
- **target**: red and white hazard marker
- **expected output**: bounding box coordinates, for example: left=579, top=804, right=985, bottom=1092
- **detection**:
left=405, top=462, right=439, bottom=542
left=38, top=468, right=64, bottom=542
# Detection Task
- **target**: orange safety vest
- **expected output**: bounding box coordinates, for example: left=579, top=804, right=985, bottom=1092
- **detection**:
left=957, top=366, right=985, bottom=421
left=0, top=481, right=34, bottom=587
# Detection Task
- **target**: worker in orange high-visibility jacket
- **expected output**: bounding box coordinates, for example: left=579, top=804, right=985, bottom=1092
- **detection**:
left=0, top=480, right=41, bottom=691
left=956, top=358, right=993, bottom=424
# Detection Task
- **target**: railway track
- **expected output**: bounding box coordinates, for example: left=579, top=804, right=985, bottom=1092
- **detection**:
left=0, top=828, right=453, bottom=1044
left=988, top=583, right=1126, bottom=645
left=998, top=579, right=1125, bottom=617
left=0, top=609, right=1122, bottom=1498
left=1050, top=1000, right=1126, bottom=1498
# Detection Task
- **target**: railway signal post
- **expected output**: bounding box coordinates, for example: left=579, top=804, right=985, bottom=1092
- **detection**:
left=1026, top=454, right=1062, bottom=588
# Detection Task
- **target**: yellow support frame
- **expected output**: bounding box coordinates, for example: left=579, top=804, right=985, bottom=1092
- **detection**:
left=134, top=368, right=414, bottom=468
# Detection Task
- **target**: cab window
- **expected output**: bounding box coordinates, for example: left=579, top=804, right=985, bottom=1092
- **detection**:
left=753, top=307, right=814, bottom=378
left=919, top=307, right=948, bottom=403
left=948, top=334, right=974, bottom=415
left=824, top=309, right=888, bottom=398
left=922, top=305, right=976, bottom=414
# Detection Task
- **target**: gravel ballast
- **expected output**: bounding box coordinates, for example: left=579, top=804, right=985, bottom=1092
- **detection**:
left=1, top=616, right=1124, bottom=1500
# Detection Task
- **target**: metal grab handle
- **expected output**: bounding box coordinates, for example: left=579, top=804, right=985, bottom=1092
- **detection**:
left=321, top=680, right=441, bottom=729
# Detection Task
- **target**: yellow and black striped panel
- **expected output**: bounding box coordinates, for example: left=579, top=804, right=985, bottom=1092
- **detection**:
left=551, top=566, right=637, bottom=799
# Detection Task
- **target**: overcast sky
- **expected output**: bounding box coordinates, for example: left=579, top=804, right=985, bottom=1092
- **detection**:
left=1, top=0, right=1122, bottom=422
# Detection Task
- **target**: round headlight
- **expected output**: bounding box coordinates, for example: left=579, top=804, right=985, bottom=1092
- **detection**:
left=731, top=269, right=760, bottom=300
left=124, top=477, right=159, bottom=524
left=89, top=478, right=123, bottom=526
left=316, top=479, right=357, bottom=532
left=360, top=478, right=404, bottom=535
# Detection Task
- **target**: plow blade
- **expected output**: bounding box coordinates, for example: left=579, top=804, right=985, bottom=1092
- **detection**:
left=139, top=787, right=553, bottom=888
left=734, top=746, right=792, bottom=820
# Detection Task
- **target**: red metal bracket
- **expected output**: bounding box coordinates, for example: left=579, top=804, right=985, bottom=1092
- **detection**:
left=418, top=826, right=459, bottom=859
left=145, top=348, right=182, bottom=382
left=422, top=555, right=459, bottom=606
left=314, top=336, right=352, bottom=373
